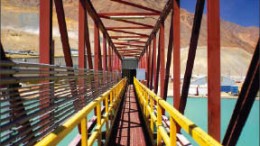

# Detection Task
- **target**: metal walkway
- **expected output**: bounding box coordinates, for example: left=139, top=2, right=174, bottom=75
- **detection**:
left=108, top=85, right=152, bottom=146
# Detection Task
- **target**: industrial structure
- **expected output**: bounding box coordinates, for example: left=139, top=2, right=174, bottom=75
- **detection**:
left=0, top=0, right=259, bottom=146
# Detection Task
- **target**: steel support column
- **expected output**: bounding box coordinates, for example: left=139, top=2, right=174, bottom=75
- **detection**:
left=39, top=0, right=53, bottom=133
left=85, top=11, right=93, bottom=69
left=154, top=34, right=161, bottom=94
left=173, top=0, right=181, bottom=110
left=39, top=0, right=53, bottom=105
left=147, top=44, right=150, bottom=86
left=150, top=37, right=157, bottom=89
left=108, top=44, right=112, bottom=71
left=159, top=22, right=165, bottom=97
left=163, top=16, right=173, bottom=101
left=207, top=0, right=221, bottom=141
left=103, top=34, right=108, bottom=71
left=94, top=23, right=102, bottom=70
left=79, top=0, right=86, bottom=69
left=179, top=0, right=205, bottom=114
left=54, top=0, right=73, bottom=67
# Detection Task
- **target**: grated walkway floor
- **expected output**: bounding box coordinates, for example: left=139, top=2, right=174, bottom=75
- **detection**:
left=108, top=85, right=151, bottom=146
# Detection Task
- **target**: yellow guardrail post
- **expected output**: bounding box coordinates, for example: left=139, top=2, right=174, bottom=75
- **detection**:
left=150, top=96, right=154, bottom=137
left=96, top=101, right=101, bottom=146
left=157, top=101, right=162, bottom=146
left=170, top=117, right=176, bottom=146
left=105, top=95, right=109, bottom=136
left=81, top=117, right=88, bottom=146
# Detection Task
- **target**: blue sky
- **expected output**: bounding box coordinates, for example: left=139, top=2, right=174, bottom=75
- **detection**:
left=180, top=0, right=259, bottom=27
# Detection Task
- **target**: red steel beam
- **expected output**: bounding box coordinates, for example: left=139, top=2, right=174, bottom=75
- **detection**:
left=113, top=43, right=145, bottom=48
left=207, top=0, right=221, bottom=141
left=179, top=0, right=205, bottom=113
left=150, top=36, right=157, bottom=89
left=108, top=29, right=149, bottom=37
left=163, top=15, right=173, bottom=101
left=107, top=26, right=152, bottom=30
left=100, top=15, right=153, bottom=28
left=173, top=0, right=181, bottom=110
left=103, top=34, right=108, bottom=71
left=159, top=22, right=165, bottom=97
left=223, top=40, right=259, bottom=146
left=39, top=0, right=53, bottom=132
left=78, top=0, right=86, bottom=69
left=98, top=12, right=160, bottom=16
left=40, top=0, right=52, bottom=65
left=85, top=11, right=93, bottom=69
left=111, top=0, right=161, bottom=13
left=54, top=0, right=73, bottom=67
left=94, top=23, right=102, bottom=70
left=111, top=35, right=148, bottom=39
left=147, top=44, right=151, bottom=87
left=154, top=34, right=161, bottom=94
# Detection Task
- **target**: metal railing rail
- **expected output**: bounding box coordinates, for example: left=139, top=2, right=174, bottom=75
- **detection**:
left=35, top=78, right=127, bottom=146
left=0, top=61, right=121, bottom=146
left=133, top=78, right=222, bottom=146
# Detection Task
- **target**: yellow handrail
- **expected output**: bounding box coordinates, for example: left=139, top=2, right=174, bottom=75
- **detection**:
left=133, top=78, right=222, bottom=146
left=35, top=78, right=127, bottom=146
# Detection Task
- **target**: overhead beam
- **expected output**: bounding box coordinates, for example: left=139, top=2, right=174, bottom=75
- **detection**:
left=107, top=26, right=152, bottom=30
left=98, top=12, right=160, bottom=16
left=111, top=0, right=161, bottom=13
left=108, top=29, right=149, bottom=37
left=111, top=35, right=148, bottom=39
left=100, top=15, right=153, bottom=28
left=85, top=1, right=121, bottom=60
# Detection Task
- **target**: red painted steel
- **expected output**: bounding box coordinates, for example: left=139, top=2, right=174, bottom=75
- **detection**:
left=103, top=34, right=108, bottom=71
left=98, top=12, right=160, bottom=16
left=111, top=36, right=149, bottom=39
left=94, top=23, right=102, bottom=70
left=223, top=40, right=260, bottom=146
left=39, top=0, right=53, bottom=132
left=179, top=0, right=205, bottom=114
left=114, top=43, right=145, bottom=48
left=54, top=0, right=73, bottom=67
left=108, top=44, right=112, bottom=71
left=78, top=0, right=86, bottom=69
left=108, top=29, right=149, bottom=37
left=151, top=37, right=157, bottom=89
left=85, top=12, right=93, bottom=69
left=173, top=0, right=181, bottom=110
left=40, top=0, right=52, bottom=65
left=154, top=34, right=161, bottom=94
left=100, top=15, right=153, bottom=28
left=163, top=15, right=173, bottom=101
left=107, top=26, right=152, bottom=30
left=207, top=0, right=221, bottom=141
left=111, top=0, right=160, bottom=13
left=147, top=44, right=151, bottom=87
left=159, top=22, right=165, bottom=97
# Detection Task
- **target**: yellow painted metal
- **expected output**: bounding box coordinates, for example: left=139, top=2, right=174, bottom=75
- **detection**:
left=157, top=104, right=162, bottom=146
left=35, top=78, right=127, bottom=146
left=170, top=117, right=176, bottom=146
left=133, top=78, right=222, bottom=146
left=81, top=117, right=88, bottom=146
